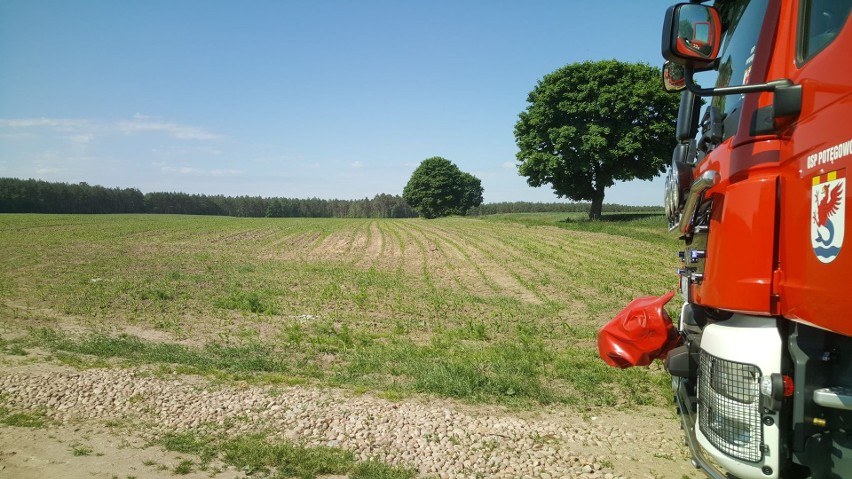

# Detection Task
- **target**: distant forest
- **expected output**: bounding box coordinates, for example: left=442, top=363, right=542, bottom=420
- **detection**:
left=0, top=178, right=661, bottom=218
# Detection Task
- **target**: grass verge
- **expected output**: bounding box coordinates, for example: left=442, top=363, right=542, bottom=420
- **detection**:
left=20, top=327, right=669, bottom=409
left=157, top=431, right=417, bottom=479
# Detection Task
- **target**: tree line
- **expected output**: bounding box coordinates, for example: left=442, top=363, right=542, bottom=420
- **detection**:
left=467, top=202, right=662, bottom=216
left=0, top=178, right=417, bottom=218
left=0, top=177, right=660, bottom=218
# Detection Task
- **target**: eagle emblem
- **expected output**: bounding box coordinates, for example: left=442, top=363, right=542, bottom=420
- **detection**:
left=812, top=170, right=845, bottom=263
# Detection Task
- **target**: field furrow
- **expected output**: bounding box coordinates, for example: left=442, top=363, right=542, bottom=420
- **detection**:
left=0, top=213, right=694, bottom=478
left=423, top=221, right=561, bottom=304
left=400, top=220, right=535, bottom=303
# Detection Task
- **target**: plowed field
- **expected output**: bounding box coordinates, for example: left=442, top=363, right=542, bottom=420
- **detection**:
left=0, top=213, right=695, bottom=479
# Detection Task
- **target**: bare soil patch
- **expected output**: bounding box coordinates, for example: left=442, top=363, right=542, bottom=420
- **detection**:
left=0, top=424, right=242, bottom=479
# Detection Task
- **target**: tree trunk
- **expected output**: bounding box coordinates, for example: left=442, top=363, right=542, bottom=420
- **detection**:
left=588, top=188, right=605, bottom=220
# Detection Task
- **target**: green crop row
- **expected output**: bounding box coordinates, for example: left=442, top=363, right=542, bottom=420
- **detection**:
left=0, top=213, right=679, bottom=409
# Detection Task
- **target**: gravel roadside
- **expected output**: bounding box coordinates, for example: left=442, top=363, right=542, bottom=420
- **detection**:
left=0, top=360, right=700, bottom=479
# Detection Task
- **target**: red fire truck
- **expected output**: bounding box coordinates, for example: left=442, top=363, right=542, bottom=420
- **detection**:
left=597, top=1, right=852, bottom=478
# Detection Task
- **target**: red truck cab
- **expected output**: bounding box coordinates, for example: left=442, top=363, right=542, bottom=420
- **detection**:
left=598, top=1, right=852, bottom=478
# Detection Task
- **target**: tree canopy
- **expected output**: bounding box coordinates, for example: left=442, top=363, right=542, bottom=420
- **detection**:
left=514, top=60, right=679, bottom=219
left=402, top=157, right=483, bottom=219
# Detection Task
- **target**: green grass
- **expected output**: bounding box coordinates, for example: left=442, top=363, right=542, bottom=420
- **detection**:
left=215, top=290, right=279, bottom=315
left=157, top=432, right=416, bottom=479
left=27, top=328, right=300, bottom=379
left=0, top=337, right=28, bottom=356
left=21, top=323, right=667, bottom=408
left=173, top=459, right=194, bottom=475
left=0, top=406, right=50, bottom=428
left=71, top=443, right=94, bottom=456
left=0, top=213, right=678, bottom=409
left=480, top=211, right=670, bottom=244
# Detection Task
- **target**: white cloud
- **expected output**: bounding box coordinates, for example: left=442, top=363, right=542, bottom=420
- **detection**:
left=159, top=165, right=242, bottom=178
left=161, top=166, right=201, bottom=175
left=67, top=134, right=94, bottom=145
left=152, top=146, right=223, bottom=157
left=0, top=132, right=38, bottom=141
left=210, top=169, right=241, bottom=177
left=351, top=161, right=364, bottom=169
left=0, top=116, right=220, bottom=141
left=0, top=118, right=92, bottom=130
left=117, top=119, right=220, bottom=140
left=502, top=161, right=517, bottom=169
left=198, top=147, right=222, bottom=156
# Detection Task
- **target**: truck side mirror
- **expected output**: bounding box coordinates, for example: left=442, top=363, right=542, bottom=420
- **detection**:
left=662, top=3, right=721, bottom=66
left=662, top=62, right=687, bottom=92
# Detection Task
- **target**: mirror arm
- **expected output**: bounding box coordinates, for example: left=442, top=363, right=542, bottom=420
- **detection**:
left=684, top=65, right=793, bottom=97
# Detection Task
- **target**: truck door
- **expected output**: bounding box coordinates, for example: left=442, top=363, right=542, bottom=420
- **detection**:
left=778, top=0, right=852, bottom=335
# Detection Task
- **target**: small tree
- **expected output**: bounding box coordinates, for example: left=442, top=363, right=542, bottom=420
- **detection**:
left=514, top=60, right=679, bottom=219
left=403, top=157, right=483, bottom=219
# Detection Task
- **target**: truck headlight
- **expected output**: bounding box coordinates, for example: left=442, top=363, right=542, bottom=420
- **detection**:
left=699, top=352, right=763, bottom=463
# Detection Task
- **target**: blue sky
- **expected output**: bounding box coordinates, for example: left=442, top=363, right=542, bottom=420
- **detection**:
left=0, top=0, right=677, bottom=205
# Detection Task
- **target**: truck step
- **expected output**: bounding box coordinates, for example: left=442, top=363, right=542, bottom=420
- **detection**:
left=813, top=387, right=852, bottom=410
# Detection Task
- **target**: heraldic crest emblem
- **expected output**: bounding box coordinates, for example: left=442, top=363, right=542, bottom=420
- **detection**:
left=812, top=169, right=846, bottom=263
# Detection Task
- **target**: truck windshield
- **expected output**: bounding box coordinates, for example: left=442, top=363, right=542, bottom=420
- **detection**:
left=709, top=0, right=769, bottom=140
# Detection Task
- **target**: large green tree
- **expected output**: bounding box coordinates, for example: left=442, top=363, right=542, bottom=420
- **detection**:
left=402, top=157, right=483, bottom=219
left=514, top=60, right=679, bottom=219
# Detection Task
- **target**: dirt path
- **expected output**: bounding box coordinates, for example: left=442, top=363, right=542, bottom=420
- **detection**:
left=0, top=352, right=701, bottom=479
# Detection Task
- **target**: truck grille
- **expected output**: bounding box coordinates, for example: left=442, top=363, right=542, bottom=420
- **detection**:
left=698, top=351, right=763, bottom=463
